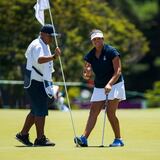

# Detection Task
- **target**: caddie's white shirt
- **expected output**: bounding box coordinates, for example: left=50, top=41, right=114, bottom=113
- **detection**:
left=25, top=37, right=54, bottom=82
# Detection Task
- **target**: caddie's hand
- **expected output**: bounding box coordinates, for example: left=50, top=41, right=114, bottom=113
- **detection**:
left=104, top=83, right=112, bottom=94
left=53, top=47, right=61, bottom=59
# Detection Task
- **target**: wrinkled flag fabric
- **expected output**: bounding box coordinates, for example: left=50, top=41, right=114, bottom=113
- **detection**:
left=34, top=0, right=50, bottom=25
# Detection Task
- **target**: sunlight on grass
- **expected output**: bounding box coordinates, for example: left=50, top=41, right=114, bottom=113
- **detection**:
left=0, top=109, right=160, bottom=160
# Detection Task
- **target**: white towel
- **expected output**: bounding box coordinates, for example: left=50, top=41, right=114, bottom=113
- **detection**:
left=42, top=45, right=59, bottom=99
left=43, top=58, right=57, bottom=99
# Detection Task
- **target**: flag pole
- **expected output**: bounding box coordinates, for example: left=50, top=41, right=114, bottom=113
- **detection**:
left=47, top=1, right=78, bottom=141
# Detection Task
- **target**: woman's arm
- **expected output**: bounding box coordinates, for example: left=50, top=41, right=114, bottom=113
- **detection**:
left=83, top=61, right=92, bottom=80
left=105, top=56, right=122, bottom=94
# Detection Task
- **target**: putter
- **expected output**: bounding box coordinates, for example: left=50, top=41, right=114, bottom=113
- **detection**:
left=99, top=95, right=108, bottom=147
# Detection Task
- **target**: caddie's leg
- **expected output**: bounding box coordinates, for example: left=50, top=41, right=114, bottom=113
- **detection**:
left=34, top=116, right=45, bottom=139
left=21, top=112, right=35, bottom=135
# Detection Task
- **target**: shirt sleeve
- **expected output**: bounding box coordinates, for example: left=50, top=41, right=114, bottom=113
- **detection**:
left=84, top=54, right=89, bottom=62
left=109, top=47, right=120, bottom=60
left=32, top=45, right=44, bottom=63
left=84, top=51, right=93, bottom=64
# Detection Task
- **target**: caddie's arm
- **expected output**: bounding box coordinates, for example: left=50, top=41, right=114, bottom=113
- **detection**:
left=38, top=47, right=61, bottom=64
left=52, top=47, right=61, bottom=60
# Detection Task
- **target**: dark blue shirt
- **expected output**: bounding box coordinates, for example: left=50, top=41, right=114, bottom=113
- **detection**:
left=84, top=44, right=123, bottom=88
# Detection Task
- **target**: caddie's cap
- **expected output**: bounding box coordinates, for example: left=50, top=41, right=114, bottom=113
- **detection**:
left=90, top=29, right=104, bottom=40
left=41, top=24, right=55, bottom=36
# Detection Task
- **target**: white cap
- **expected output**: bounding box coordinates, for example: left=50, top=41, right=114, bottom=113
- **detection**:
left=90, top=30, right=104, bottom=40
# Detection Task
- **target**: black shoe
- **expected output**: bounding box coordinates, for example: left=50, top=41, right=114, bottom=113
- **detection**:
left=34, top=135, right=55, bottom=147
left=16, top=132, right=33, bottom=146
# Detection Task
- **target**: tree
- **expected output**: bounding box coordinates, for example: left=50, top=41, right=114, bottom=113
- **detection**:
left=106, top=0, right=160, bottom=91
left=145, top=81, right=160, bottom=108
left=51, top=0, right=149, bottom=81
left=0, top=0, right=39, bottom=80
left=0, top=0, right=149, bottom=82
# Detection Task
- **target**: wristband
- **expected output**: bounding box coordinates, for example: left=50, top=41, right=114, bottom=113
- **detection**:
left=52, top=55, right=56, bottom=60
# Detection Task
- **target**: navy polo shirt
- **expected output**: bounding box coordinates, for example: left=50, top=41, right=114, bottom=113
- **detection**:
left=84, top=44, right=123, bottom=88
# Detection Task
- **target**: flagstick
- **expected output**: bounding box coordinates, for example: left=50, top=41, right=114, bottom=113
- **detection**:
left=47, top=5, right=78, bottom=144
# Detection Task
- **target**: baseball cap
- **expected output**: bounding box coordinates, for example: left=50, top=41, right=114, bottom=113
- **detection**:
left=90, top=29, right=104, bottom=40
left=40, top=24, right=55, bottom=36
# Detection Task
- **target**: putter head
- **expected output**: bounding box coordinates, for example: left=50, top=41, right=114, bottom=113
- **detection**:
left=99, top=145, right=104, bottom=147
left=74, top=137, right=80, bottom=147
left=76, top=144, right=79, bottom=147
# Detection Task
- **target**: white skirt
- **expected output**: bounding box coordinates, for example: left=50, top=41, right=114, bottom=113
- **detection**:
left=90, top=81, right=126, bottom=102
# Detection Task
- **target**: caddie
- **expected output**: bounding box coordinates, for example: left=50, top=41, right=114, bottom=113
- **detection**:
left=16, top=24, right=61, bottom=146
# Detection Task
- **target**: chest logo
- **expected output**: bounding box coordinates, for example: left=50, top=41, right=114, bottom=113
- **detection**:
left=103, top=56, right=106, bottom=61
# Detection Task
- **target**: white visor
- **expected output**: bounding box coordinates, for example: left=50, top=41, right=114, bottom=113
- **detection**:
left=91, top=32, right=104, bottom=40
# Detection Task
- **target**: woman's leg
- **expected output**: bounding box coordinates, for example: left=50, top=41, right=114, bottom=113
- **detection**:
left=83, top=101, right=105, bottom=138
left=107, top=99, right=121, bottom=138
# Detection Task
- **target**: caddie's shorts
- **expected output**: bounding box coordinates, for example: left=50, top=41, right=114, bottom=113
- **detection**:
left=26, top=80, right=48, bottom=116
left=91, top=81, right=126, bottom=102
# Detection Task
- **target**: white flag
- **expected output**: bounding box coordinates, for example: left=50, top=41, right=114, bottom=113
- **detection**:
left=34, top=0, right=50, bottom=25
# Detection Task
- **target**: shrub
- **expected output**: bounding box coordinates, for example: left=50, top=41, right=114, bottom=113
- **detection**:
left=145, top=81, right=160, bottom=108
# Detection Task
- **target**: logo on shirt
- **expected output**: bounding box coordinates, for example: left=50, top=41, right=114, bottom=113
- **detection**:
left=103, top=56, right=106, bottom=61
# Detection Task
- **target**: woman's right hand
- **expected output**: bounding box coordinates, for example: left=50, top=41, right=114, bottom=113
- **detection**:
left=83, top=62, right=92, bottom=80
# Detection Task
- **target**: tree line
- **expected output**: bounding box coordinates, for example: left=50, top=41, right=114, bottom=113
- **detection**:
left=0, top=0, right=159, bottom=106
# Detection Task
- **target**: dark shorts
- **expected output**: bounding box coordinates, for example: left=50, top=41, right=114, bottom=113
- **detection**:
left=26, top=80, right=48, bottom=116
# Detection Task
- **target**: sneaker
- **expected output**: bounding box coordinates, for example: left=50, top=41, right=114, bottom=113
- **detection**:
left=74, top=136, right=88, bottom=147
left=109, top=138, right=124, bottom=147
left=34, top=135, right=55, bottom=146
left=16, top=132, right=33, bottom=146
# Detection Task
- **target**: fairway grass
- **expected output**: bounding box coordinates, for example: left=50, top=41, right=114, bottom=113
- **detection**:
left=0, top=108, right=160, bottom=160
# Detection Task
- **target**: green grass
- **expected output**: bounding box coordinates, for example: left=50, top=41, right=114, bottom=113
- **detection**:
left=0, top=108, right=160, bottom=160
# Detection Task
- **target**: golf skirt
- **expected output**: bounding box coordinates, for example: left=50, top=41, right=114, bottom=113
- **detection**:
left=90, top=81, right=126, bottom=102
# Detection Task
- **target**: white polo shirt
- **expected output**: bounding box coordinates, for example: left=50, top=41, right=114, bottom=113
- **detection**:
left=25, top=37, right=54, bottom=82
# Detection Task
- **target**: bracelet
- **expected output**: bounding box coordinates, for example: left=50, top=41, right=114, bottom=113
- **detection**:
left=52, top=55, right=56, bottom=60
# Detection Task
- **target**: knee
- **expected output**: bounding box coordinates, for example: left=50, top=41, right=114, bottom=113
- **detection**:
left=89, top=109, right=100, bottom=119
left=107, top=111, right=116, bottom=121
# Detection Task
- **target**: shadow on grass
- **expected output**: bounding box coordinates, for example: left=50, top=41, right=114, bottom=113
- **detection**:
left=15, top=145, right=33, bottom=147
left=75, top=145, right=109, bottom=148
left=15, top=145, right=55, bottom=148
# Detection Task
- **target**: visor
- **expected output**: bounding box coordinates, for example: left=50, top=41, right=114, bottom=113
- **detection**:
left=90, top=32, right=103, bottom=40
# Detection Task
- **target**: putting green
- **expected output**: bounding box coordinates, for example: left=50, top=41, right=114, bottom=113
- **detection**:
left=0, top=108, right=160, bottom=160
